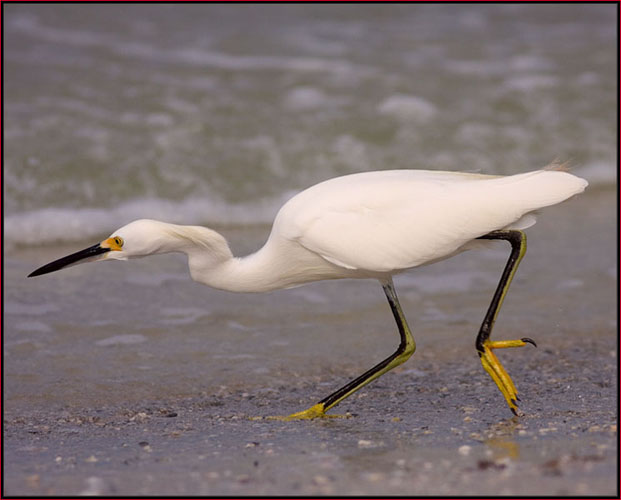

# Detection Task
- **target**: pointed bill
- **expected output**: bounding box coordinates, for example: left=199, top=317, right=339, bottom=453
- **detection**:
left=28, top=242, right=112, bottom=277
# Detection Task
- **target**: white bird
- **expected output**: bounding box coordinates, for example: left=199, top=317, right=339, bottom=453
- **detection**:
left=29, top=166, right=587, bottom=419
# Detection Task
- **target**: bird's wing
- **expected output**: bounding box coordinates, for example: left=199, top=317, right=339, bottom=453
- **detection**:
left=294, top=201, right=477, bottom=272
left=279, top=169, right=586, bottom=273
left=282, top=172, right=497, bottom=272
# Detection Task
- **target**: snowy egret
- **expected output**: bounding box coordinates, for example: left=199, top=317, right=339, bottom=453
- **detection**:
left=29, top=167, right=587, bottom=419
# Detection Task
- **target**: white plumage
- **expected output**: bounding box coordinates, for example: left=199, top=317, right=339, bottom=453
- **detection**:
left=81, top=168, right=586, bottom=293
left=278, top=169, right=585, bottom=273
left=28, top=166, right=588, bottom=418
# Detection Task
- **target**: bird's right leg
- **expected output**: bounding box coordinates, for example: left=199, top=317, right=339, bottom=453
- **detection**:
left=280, top=278, right=416, bottom=420
left=475, top=229, right=537, bottom=415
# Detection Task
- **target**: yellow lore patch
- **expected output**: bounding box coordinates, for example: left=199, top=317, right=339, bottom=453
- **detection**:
left=101, top=236, right=124, bottom=251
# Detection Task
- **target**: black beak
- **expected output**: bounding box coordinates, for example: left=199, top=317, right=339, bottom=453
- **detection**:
left=28, top=243, right=111, bottom=277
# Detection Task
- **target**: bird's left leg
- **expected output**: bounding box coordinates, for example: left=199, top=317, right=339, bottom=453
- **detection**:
left=476, top=229, right=536, bottom=415
left=277, top=278, right=416, bottom=420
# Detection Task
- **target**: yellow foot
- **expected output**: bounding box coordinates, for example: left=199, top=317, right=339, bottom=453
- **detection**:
left=479, top=337, right=536, bottom=415
left=263, top=403, right=351, bottom=421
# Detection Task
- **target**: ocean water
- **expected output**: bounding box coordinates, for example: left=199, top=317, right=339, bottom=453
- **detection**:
left=3, top=3, right=617, bottom=249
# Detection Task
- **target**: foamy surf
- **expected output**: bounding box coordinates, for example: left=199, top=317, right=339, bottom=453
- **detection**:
left=4, top=194, right=292, bottom=249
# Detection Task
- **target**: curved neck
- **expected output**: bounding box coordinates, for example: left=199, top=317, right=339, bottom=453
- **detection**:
left=159, top=223, right=341, bottom=293
left=186, top=242, right=292, bottom=293
left=164, top=223, right=282, bottom=292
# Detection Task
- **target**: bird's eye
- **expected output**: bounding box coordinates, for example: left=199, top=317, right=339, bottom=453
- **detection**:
left=114, top=237, right=124, bottom=247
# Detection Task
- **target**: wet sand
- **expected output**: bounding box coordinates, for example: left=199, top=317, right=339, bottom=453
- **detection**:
left=3, top=188, right=617, bottom=496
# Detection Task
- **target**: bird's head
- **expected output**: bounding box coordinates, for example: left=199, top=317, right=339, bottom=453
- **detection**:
left=28, top=219, right=181, bottom=277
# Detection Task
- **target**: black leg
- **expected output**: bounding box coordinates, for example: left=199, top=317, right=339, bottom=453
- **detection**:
left=475, top=229, right=536, bottom=415
left=284, top=279, right=416, bottom=419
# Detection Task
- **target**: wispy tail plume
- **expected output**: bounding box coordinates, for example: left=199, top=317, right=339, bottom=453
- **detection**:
left=544, top=158, right=573, bottom=172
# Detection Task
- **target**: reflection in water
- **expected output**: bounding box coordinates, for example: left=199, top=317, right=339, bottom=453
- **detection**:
left=485, top=419, right=522, bottom=460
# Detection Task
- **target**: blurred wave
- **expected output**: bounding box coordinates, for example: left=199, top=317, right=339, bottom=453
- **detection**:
left=4, top=4, right=616, bottom=248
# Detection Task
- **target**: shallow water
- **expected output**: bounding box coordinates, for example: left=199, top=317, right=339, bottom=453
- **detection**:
left=3, top=3, right=618, bottom=496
